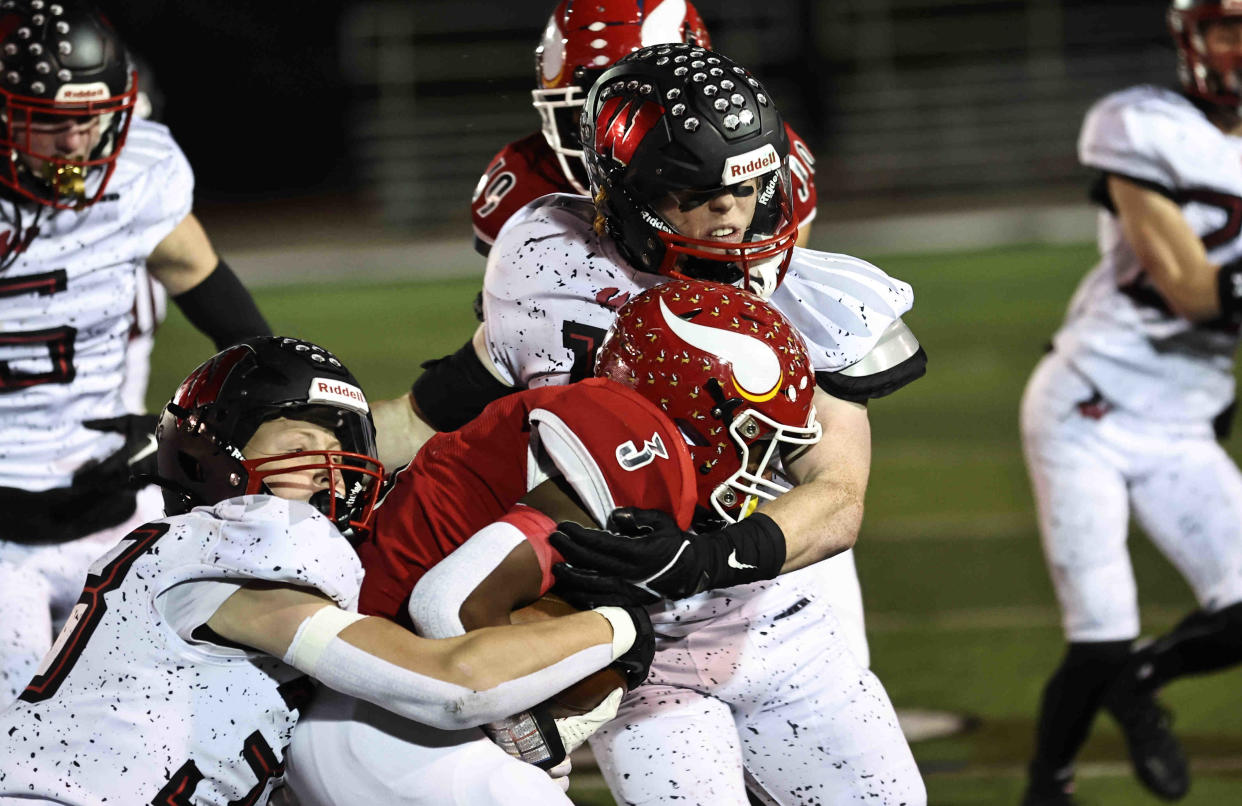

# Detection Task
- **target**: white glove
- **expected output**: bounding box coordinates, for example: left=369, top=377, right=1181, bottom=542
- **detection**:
left=553, top=687, right=624, bottom=755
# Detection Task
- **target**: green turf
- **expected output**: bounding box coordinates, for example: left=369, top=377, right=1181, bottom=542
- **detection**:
left=146, top=242, right=1242, bottom=804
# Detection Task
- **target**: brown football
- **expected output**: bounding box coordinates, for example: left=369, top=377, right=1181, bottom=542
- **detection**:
left=510, top=593, right=628, bottom=718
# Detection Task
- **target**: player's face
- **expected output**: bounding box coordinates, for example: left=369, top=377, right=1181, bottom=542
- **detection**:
left=242, top=418, right=346, bottom=502
left=9, top=113, right=103, bottom=169
left=1204, top=18, right=1242, bottom=77
left=653, top=178, right=760, bottom=251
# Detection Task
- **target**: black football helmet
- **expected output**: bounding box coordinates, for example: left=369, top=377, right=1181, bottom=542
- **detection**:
left=0, top=0, right=137, bottom=209
left=579, top=44, right=798, bottom=299
left=155, top=337, right=385, bottom=536
left=1170, top=0, right=1242, bottom=110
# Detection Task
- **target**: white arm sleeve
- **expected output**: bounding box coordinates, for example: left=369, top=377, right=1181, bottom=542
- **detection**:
left=304, top=629, right=613, bottom=731
left=282, top=605, right=615, bottom=731
left=407, top=520, right=526, bottom=640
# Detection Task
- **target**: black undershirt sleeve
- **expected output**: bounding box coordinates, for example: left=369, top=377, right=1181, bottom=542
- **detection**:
left=170, top=258, right=271, bottom=350
left=411, top=337, right=517, bottom=431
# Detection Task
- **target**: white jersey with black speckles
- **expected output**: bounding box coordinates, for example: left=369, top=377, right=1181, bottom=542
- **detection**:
left=0, top=495, right=363, bottom=805
left=1055, top=85, right=1242, bottom=422
left=0, top=117, right=194, bottom=491
left=481, top=193, right=914, bottom=390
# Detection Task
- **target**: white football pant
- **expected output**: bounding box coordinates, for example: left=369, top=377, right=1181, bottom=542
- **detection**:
left=1022, top=352, right=1242, bottom=642
left=590, top=578, right=924, bottom=805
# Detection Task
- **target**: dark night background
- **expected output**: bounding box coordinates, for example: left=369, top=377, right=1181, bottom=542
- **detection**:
left=97, top=0, right=352, bottom=201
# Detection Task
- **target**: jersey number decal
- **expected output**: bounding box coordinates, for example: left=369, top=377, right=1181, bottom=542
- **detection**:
left=154, top=731, right=284, bottom=806
left=20, top=522, right=169, bottom=704
left=562, top=320, right=607, bottom=383
left=789, top=139, right=817, bottom=205
left=473, top=157, right=516, bottom=218
left=1181, top=188, right=1242, bottom=250
left=0, top=268, right=75, bottom=391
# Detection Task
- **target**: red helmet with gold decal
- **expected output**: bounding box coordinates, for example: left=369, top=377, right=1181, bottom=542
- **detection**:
left=533, top=0, right=711, bottom=194
left=595, top=279, right=820, bottom=525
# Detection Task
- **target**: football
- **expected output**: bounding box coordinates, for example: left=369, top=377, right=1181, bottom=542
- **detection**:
left=510, top=593, right=628, bottom=718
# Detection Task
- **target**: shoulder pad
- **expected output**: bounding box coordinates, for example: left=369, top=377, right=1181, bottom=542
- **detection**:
left=1079, top=86, right=1208, bottom=194
left=771, top=249, right=914, bottom=372
left=198, top=496, right=364, bottom=610
left=817, top=319, right=927, bottom=401
left=528, top=381, right=697, bottom=530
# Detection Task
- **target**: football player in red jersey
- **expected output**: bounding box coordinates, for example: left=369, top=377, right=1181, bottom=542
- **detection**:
left=286, top=282, right=923, bottom=806
left=468, top=0, right=818, bottom=261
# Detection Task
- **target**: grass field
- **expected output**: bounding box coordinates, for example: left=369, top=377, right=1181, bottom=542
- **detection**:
left=147, top=242, right=1242, bottom=805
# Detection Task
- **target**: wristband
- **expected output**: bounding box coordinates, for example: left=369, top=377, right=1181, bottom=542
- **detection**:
left=592, top=606, right=637, bottom=660
left=703, top=512, right=786, bottom=589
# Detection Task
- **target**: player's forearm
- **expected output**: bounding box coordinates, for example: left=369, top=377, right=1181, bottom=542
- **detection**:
left=761, top=475, right=864, bottom=573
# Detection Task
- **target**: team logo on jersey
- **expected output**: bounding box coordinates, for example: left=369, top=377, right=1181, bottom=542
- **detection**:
left=616, top=432, right=669, bottom=470
left=308, top=377, right=369, bottom=413
left=596, top=97, right=664, bottom=166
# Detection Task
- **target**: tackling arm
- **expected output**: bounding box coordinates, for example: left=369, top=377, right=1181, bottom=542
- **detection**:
left=1109, top=175, right=1228, bottom=322
left=205, top=581, right=631, bottom=731
left=760, top=388, right=870, bottom=572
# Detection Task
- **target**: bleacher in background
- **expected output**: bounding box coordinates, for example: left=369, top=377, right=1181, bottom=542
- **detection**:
left=340, top=0, right=1171, bottom=236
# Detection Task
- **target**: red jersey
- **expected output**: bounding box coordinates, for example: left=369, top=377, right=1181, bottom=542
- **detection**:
left=470, top=125, right=818, bottom=256
left=357, top=378, right=697, bottom=622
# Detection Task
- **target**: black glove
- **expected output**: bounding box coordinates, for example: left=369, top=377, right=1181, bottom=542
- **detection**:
left=613, top=604, right=655, bottom=691
left=81, top=414, right=159, bottom=489
left=550, top=507, right=786, bottom=600
left=552, top=563, right=659, bottom=609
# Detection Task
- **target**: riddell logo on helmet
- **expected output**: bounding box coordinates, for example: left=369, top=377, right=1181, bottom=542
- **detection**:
left=722, top=145, right=780, bottom=185
left=308, top=378, right=370, bottom=413
left=55, top=82, right=110, bottom=103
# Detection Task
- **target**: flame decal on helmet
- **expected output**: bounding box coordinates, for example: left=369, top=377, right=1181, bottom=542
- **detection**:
left=596, top=96, right=665, bottom=166
left=641, top=0, right=690, bottom=46
left=657, top=297, right=782, bottom=401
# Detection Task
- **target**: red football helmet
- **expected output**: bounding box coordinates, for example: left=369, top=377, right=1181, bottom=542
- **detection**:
left=596, top=280, right=821, bottom=525
left=533, top=0, right=711, bottom=193
left=1169, top=0, right=1242, bottom=109
left=0, top=1, right=139, bottom=209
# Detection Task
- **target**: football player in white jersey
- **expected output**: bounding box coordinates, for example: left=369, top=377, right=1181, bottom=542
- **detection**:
left=0, top=1, right=272, bottom=707
left=377, top=46, right=927, bottom=805
left=1019, top=3, right=1242, bottom=804
left=0, top=335, right=652, bottom=805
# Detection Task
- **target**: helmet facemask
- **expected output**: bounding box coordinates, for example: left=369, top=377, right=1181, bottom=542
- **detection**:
left=684, top=401, right=820, bottom=526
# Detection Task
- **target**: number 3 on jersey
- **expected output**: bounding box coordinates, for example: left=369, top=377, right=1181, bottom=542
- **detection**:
left=0, top=268, right=75, bottom=391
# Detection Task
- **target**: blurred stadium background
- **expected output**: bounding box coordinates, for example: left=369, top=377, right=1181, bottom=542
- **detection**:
left=99, top=1, right=1240, bottom=803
